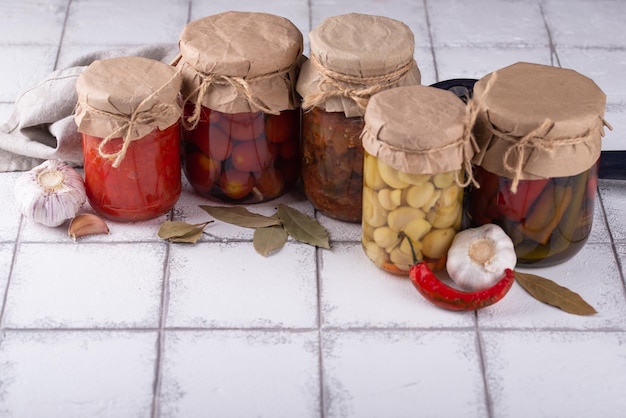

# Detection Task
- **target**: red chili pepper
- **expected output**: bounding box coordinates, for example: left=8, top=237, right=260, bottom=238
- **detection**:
left=409, top=263, right=515, bottom=311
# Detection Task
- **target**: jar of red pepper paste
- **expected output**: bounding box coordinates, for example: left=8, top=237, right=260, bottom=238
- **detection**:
left=74, top=56, right=183, bottom=222
left=176, top=12, right=304, bottom=203
left=468, top=62, right=610, bottom=267
left=296, top=13, right=422, bottom=222
left=361, top=85, right=477, bottom=274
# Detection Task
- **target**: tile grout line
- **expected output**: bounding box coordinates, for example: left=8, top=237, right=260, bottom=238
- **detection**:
left=0, top=216, right=24, bottom=334
left=315, top=244, right=326, bottom=418
left=538, top=1, right=561, bottom=68
left=422, top=0, right=439, bottom=83
left=597, top=183, right=626, bottom=304
left=150, top=238, right=175, bottom=418
left=52, top=0, right=73, bottom=71
left=474, top=312, right=495, bottom=418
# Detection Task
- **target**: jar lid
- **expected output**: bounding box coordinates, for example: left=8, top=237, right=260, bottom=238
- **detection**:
left=362, top=85, right=475, bottom=177
left=297, top=13, right=421, bottom=118
left=472, top=61, right=608, bottom=188
left=177, top=11, right=303, bottom=116
left=74, top=56, right=182, bottom=166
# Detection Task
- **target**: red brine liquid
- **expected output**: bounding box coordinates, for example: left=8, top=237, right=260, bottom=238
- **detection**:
left=82, top=123, right=182, bottom=221
left=182, top=105, right=301, bottom=203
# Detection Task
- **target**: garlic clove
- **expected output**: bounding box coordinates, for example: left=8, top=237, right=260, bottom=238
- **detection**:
left=14, top=160, right=87, bottom=227
left=68, top=213, right=110, bottom=240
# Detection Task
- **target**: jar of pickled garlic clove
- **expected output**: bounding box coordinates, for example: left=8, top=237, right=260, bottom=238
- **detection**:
left=361, top=85, right=477, bottom=274
left=468, top=62, right=609, bottom=267
left=74, top=56, right=183, bottom=222
left=297, top=13, right=421, bottom=222
left=176, top=11, right=303, bottom=203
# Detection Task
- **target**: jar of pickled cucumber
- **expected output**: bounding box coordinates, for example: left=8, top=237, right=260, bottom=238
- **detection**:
left=176, top=11, right=304, bottom=203
left=361, top=85, right=477, bottom=274
left=469, top=62, right=610, bottom=267
left=74, top=56, right=183, bottom=222
left=297, top=13, right=421, bottom=222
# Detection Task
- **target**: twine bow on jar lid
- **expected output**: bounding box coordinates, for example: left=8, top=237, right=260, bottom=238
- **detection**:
left=471, top=62, right=612, bottom=193
left=361, top=85, right=479, bottom=186
left=296, top=13, right=422, bottom=118
left=175, top=11, right=304, bottom=130
left=74, top=56, right=183, bottom=168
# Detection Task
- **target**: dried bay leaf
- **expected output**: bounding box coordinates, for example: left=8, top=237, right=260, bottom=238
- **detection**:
left=253, top=225, right=288, bottom=257
left=277, top=204, right=330, bottom=249
left=200, top=205, right=281, bottom=228
left=157, top=221, right=211, bottom=244
left=515, top=271, right=597, bottom=316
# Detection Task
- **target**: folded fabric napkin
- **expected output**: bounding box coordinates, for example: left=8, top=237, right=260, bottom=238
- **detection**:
left=0, top=44, right=179, bottom=172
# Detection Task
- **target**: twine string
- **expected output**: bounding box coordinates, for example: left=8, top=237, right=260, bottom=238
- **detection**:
left=301, top=54, right=415, bottom=112
left=83, top=69, right=182, bottom=168
left=180, top=61, right=297, bottom=130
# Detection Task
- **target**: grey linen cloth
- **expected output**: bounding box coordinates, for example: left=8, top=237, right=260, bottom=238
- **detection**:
left=0, top=44, right=179, bottom=172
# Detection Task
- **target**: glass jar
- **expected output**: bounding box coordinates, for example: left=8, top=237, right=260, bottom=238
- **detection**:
left=301, top=107, right=364, bottom=221
left=177, top=11, right=303, bottom=203
left=469, top=62, right=608, bottom=267
left=74, top=56, right=183, bottom=222
left=182, top=105, right=300, bottom=202
left=469, top=164, right=597, bottom=267
left=361, top=85, right=476, bottom=274
left=297, top=13, right=421, bottom=222
left=82, top=123, right=182, bottom=221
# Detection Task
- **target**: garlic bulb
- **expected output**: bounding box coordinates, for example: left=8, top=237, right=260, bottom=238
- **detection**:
left=446, top=224, right=517, bottom=291
left=14, top=160, right=87, bottom=227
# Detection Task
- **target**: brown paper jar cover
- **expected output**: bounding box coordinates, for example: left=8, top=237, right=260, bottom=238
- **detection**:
left=176, top=11, right=303, bottom=114
left=74, top=56, right=182, bottom=141
left=472, top=61, right=607, bottom=181
left=297, top=13, right=422, bottom=118
left=361, top=85, right=473, bottom=175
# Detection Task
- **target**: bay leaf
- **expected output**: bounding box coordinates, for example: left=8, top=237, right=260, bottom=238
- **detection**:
left=515, top=271, right=597, bottom=316
left=253, top=225, right=288, bottom=257
left=157, top=221, right=210, bottom=244
left=200, top=205, right=281, bottom=228
left=276, top=204, right=330, bottom=249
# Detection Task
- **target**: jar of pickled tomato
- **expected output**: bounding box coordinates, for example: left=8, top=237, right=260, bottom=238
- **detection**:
left=74, top=56, right=183, bottom=221
left=469, top=62, right=610, bottom=267
left=176, top=11, right=303, bottom=203
left=361, top=85, right=477, bottom=274
left=297, top=13, right=421, bottom=222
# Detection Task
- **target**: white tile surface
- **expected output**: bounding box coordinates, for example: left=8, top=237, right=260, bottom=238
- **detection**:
left=543, top=0, right=626, bottom=48
left=322, top=330, right=487, bottom=418
left=482, top=330, right=626, bottom=418
left=0, top=172, right=21, bottom=242
left=428, top=0, right=547, bottom=47
left=0, top=243, right=13, bottom=309
left=166, top=241, right=317, bottom=328
left=599, top=179, right=626, bottom=242
left=63, top=0, right=188, bottom=46
left=478, top=243, right=626, bottom=329
left=0, top=0, right=67, bottom=46
left=0, top=45, right=57, bottom=102
left=0, top=330, right=158, bottom=418
left=435, top=46, right=553, bottom=81
left=3, top=243, right=165, bottom=328
left=320, top=243, right=475, bottom=328
left=159, top=330, right=320, bottom=418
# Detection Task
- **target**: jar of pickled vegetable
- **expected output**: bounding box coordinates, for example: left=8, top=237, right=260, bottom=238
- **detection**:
left=469, top=62, right=610, bottom=267
left=176, top=11, right=303, bottom=203
left=361, top=85, right=477, bottom=274
left=74, top=56, right=183, bottom=221
left=297, top=13, right=421, bottom=222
